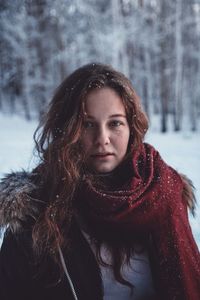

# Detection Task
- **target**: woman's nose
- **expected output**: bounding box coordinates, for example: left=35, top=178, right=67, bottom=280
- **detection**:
left=95, top=127, right=110, bottom=146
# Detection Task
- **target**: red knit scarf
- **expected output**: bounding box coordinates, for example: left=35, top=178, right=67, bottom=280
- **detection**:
left=77, top=143, right=200, bottom=299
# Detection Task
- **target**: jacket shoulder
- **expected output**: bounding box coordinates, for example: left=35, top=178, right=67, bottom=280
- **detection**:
left=0, top=170, right=43, bottom=232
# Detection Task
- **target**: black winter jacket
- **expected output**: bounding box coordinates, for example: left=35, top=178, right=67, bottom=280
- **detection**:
left=1, top=171, right=188, bottom=300
left=0, top=222, right=105, bottom=300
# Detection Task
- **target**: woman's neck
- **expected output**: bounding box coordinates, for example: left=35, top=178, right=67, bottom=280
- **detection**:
left=91, top=154, right=134, bottom=191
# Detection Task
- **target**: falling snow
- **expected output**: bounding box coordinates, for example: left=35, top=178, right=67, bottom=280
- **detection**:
left=0, top=113, right=199, bottom=249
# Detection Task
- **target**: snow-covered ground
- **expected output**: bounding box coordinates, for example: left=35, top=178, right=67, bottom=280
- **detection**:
left=0, top=113, right=199, bottom=249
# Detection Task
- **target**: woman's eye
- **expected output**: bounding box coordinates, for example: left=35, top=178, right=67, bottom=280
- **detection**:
left=109, top=120, right=123, bottom=127
left=83, top=121, right=95, bottom=128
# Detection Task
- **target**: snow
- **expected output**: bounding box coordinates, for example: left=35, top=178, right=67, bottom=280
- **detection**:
left=0, top=114, right=38, bottom=176
left=0, top=113, right=199, bottom=249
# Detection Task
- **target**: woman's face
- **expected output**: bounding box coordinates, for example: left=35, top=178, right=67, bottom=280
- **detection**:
left=81, top=87, right=130, bottom=173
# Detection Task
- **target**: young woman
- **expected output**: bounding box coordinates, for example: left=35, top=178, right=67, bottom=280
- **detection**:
left=0, top=63, right=199, bottom=300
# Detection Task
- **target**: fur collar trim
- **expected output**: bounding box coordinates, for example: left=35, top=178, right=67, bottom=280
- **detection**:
left=0, top=171, right=41, bottom=232
left=181, top=173, right=196, bottom=216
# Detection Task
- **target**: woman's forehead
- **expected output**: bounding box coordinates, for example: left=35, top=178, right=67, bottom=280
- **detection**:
left=83, top=87, right=126, bottom=119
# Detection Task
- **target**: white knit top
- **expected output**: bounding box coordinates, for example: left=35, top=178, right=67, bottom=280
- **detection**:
left=82, top=231, right=156, bottom=300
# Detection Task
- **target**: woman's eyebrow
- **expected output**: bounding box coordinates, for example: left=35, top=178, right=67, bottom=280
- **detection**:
left=85, top=114, right=126, bottom=119
left=109, top=114, right=126, bottom=118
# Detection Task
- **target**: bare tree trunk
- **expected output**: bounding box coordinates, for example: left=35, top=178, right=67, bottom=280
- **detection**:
left=160, top=53, right=168, bottom=132
left=174, top=0, right=183, bottom=131
left=54, top=21, right=66, bottom=82
left=138, top=0, right=144, bottom=7
left=111, top=0, right=121, bottom=69
left=140, top=47, right=149, bottom=116
left=159, top=1, right=170, bottom=132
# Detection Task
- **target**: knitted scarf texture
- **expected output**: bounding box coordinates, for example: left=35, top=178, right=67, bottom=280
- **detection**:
left=77, top=143, right=200, bottom=299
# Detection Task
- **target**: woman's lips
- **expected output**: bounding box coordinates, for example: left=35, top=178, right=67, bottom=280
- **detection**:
left=91, top=153, right=114, bottom=158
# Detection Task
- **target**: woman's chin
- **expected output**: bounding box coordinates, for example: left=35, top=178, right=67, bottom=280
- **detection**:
left=90, top=162, right=117, bottom=174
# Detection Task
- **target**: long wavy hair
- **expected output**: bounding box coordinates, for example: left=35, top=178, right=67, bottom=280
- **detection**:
left=32, top=63, right=149, bottom=289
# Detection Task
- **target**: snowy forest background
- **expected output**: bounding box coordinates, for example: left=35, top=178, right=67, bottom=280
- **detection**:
left=1, top=0, right=200, bottom=132
left=0, top=0, right=200, bottom=248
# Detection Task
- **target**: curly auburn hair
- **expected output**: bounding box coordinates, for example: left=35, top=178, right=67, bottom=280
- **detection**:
left=32, top=62, right=149, bottom=288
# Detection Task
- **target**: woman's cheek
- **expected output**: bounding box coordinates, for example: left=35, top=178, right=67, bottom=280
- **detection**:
left=81, top=134, right=93, bottom=153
